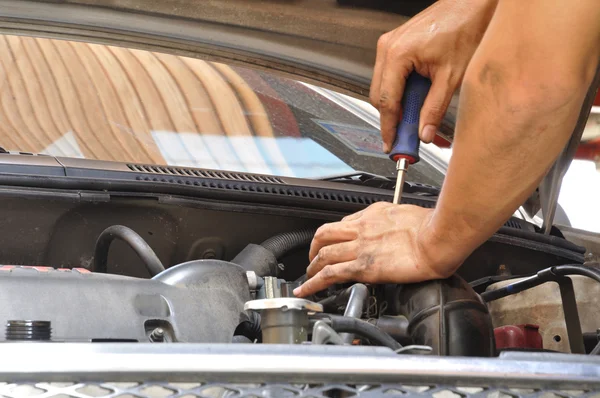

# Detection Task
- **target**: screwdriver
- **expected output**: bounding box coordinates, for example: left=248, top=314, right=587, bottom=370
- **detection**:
left=389, top=72, right=432, bottom=204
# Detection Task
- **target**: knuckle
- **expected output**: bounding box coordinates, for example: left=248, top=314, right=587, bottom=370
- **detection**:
left=425, top=104, right=446, bottom=121
left=321, top=265, right=336, bottom=282
left=379, top=92, right=400, bottom=112
left=371, top=202, right=387, bottom=209
left=354, top=257, right=370, bottom=274
left=358, top=217, right=369, bottom=229
left=317, top=247, right=329, bottom=263
left=314, top=225, right=328, bottom=240
left=377, top=33, right=389, bottom=51
left=388, top=42, right=407, bottom=59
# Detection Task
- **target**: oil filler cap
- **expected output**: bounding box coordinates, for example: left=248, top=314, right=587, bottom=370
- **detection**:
left=245, top=298, right=322, bottom=344
left=6, top=320, right=52, bottom=341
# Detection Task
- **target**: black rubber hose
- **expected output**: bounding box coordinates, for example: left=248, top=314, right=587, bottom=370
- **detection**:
left=323, top=315, right=402, bottom=351
left=232, top=335, right=253, bottom=344
left=369, top=316, right=412, bottom=346
left=481, top=264, right=600, bottom=302
left=318, top=284, right=369, bottom=344
left=234, top=311, right=262, bottom=343
left=260, top=228, right=317, bottom=260
left=93, top=225, right=165, bottom=276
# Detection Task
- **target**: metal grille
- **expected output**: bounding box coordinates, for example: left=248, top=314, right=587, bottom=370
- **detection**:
left=0, top=382, right=596, bottom=398
left=127, top=164, right=284, bottom=184
left=1, top=345, right=599, bottom=398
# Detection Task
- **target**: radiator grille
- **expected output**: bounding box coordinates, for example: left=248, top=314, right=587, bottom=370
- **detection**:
left=0, top=382, right=594, bottom=398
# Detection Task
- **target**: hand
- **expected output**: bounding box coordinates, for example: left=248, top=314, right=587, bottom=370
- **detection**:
left=293, top=202, right=462, bottom=297
left=371, top=0, right=498, bottom=151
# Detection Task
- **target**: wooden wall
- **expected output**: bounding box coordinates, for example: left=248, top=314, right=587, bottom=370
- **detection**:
left=0, top=35, right=277, bottom=166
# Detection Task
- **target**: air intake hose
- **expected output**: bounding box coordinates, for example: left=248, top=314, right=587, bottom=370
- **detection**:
left=260, top=228, right=316, bottom=260
left=232, top=228, right=316, bottom=277
left=390, top=274, right=495, bottom=356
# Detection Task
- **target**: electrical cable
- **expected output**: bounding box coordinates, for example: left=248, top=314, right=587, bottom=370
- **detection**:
left=481, top=264, right=600, bottom=302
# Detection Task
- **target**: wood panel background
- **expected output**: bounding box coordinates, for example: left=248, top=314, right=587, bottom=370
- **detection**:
left=0, top=35, right=280, bottom=168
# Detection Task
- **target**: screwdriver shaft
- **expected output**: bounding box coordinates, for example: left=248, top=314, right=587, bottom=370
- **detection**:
left=393, top=158, right=409, bottom=204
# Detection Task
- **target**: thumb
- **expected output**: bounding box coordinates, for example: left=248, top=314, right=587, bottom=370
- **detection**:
left=419, top=70, right=456, bottom=144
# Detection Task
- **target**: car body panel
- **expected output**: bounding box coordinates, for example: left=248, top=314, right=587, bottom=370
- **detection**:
left=0, top=0, right=596, bottom=231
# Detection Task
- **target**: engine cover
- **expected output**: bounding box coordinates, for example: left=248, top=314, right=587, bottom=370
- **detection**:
left=0, top=261, right=250, bottom=342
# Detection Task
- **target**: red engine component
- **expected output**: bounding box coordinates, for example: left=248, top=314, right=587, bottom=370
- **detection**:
left=494, top=324, right=543, bottom=350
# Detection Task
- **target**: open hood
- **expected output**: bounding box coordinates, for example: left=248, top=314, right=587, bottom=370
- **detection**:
left=0, top=0, right=597, bottom=231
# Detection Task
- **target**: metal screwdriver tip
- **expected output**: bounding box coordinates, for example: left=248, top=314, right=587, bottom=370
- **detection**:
left=392, top=158, right=409, bottom=204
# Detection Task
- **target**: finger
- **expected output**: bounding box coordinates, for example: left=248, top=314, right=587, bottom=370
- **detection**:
left=419, top=68, right=456, bottom=143
left=293, top=262, right=356, bottom=297
left=308, top=222, right=358, bottom=261
left=306, top=240, right=359, bottom=279
left=369, top=33, right=390, bottom=111
left=379, top=58, right=413, bottom=153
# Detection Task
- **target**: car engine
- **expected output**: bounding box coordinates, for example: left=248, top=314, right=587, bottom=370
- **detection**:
left=1, top=212, right=597, bottom=357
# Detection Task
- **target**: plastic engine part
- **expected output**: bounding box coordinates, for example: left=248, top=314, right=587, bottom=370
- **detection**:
left=393, top=274, right=496, bottom=356
left=0, top=262, right=249, bottom=342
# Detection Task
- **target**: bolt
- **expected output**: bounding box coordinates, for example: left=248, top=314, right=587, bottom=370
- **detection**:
left=149, top=327, right=165, bottom=342
left=202, top=249, right=216, bottom=259
left=497, top=264, right=511, bottom=276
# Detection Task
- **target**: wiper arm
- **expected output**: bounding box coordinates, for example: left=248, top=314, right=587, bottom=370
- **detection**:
left=318, top=171, right=440, bottom=196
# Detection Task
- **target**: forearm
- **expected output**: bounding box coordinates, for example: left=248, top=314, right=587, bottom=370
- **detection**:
left=419, top=0, right=600, bottom=275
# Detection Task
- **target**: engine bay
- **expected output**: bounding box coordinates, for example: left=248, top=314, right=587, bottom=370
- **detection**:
left=0, top=185, right=596, bottom=356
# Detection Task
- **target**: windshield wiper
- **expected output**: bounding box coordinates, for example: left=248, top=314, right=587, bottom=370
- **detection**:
left=318, top=171, right=440, bottom=196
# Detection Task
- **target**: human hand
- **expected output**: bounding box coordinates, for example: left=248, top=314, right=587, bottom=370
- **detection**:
left=293, top=202, right=463, bottom=297
left=371, top=0, right=498, bottom=151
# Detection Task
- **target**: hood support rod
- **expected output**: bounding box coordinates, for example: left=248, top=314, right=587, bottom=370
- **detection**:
left=540, top=66, right=600, bottom=234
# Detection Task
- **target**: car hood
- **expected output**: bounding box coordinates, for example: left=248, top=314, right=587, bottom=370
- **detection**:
left=0, top=0, right=597, bottom=230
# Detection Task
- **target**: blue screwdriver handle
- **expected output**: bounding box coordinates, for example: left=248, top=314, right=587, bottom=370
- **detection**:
left=389, top=72, right=432, bottom=164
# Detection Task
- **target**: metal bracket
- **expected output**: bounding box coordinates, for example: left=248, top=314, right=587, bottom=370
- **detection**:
left=311, top=320, right=344, bottom=345
left=539, top=67, right=600, bottom=234
left=482, top=270, right=586, bottom=354
left=556, top=276, right=585, bottom=354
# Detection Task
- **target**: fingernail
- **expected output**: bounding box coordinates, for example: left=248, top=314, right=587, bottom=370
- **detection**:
left=422, top=125, right=437, bottom=143
left=293, top=287, right=301, bottom=296
left=383, top=143, right=390, bottom=153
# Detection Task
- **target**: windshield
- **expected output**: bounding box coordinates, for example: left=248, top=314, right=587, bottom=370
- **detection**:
left=0, top=34, right=431, bottom=181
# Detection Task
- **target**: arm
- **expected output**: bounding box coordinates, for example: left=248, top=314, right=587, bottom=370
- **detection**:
left=372, top=0, right=498, bottom=148
left=420, top=0, right=600, bottom=273
left=294, top=0, right=600, bottom=297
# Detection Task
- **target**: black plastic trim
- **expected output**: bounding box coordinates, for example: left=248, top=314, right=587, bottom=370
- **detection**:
left=127, top=164, right=284, bottom=185
left=0, top=154, right=586, bottom=255
left=55, top=156, right=436, bottom=209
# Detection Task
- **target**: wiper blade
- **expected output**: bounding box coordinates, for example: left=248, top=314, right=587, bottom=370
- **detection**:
left=318, top=171, right=440, bottom=196
left=319, top=170, right=392, bottom=182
